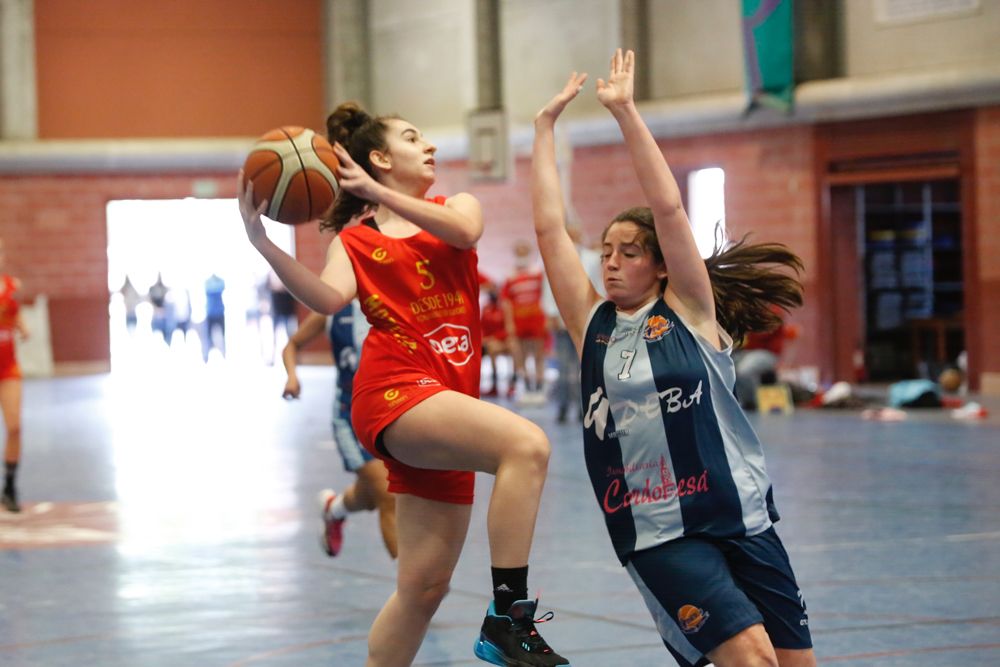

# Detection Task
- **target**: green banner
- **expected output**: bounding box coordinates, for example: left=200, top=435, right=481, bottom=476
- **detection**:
left=742, top=0, right=795, bottom=113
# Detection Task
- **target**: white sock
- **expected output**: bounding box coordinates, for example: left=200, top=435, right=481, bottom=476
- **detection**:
left=329, top=494, right=348, bottom=520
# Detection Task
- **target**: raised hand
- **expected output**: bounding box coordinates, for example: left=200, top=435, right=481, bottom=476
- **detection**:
left=237, top=170, right=269, bottom=247
left=596, top=48, right=635, bottom=110
left=332, top=142, right=380, bottom=202
left=535, top=72, right=588, bottom=126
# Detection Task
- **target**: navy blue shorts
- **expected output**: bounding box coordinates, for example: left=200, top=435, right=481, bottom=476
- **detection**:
left=625, top=527, right=811, bottom=667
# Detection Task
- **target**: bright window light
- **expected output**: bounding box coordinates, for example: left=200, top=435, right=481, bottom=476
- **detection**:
left=687, top=167, right=726, bottom=258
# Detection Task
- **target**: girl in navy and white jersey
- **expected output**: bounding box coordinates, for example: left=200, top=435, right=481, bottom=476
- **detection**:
left=532, top=51, right=816, bottom=667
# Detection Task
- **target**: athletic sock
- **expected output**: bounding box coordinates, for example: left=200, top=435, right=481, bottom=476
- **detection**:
left=491, top=565, right=528, bottom=614
left=3, top=461, right=16, bottom=493
left=328, top=493, right=348, bottom=520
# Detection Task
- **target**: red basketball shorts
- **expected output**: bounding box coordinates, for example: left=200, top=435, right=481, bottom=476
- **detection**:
left=351, top=371, right=475, bottom=505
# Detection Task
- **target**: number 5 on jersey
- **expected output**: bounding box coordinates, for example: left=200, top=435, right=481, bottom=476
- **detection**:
left=416, top=259, right=435, bottom=290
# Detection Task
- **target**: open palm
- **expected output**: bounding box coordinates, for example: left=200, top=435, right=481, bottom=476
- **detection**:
left=536, top=72, right=588, bottom=124
left=596, top=48, right=634, bottom=109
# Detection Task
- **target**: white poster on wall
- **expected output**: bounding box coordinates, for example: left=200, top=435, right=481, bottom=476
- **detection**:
left=875, top=0, right=980, bottom=25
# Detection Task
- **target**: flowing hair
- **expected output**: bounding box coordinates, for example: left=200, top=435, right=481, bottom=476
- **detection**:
left=605, top=207, right=803, bottom=341
left=321, top=102, right=399, bottom=233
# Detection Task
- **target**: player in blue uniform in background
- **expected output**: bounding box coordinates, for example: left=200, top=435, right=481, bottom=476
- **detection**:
left=282, top=304, right=397, bottom=559
left=532, top=50, right=816, bottom=667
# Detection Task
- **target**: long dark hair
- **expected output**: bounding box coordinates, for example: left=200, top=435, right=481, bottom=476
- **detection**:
left=322, top=102, right=398, bottom=233
left=605, top=206, right=803, bottom=341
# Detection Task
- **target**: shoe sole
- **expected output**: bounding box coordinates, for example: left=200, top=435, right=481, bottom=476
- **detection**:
left=473, top=636, right=570, bottom=667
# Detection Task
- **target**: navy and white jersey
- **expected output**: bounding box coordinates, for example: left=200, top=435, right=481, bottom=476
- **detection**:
left=328, top=301, right=371, bottom=420
left=581, top=298, right=779, bottom=564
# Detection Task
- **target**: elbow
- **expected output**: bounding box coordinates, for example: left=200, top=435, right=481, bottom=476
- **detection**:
left=453, top=226, right=483, bottom=250
left=652, top=199, right=684, bottom=222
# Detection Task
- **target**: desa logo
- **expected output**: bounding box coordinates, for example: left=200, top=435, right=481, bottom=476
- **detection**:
left=423, top=323, right=474, bottom=366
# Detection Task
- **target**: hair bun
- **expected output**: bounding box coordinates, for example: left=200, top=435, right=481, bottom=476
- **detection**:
left=326, top=101, right=372, bottom=145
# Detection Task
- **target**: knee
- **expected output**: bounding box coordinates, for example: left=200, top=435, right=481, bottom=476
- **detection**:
left=5, top=424, right=19, bottom=441
left=728, top=649, right=779, bottom=667
left=398, top=576, right=450, bottom=617
left=510, top=424, right=550, bottom=472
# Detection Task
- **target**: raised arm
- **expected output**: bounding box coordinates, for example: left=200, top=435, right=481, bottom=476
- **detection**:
left=598, top=49, right=717, bottom=336
left=332, top=143, right=483, bottom=249
left=533, top=72, right=602, bottom=351
left=238, top=173, right=356, bottom=315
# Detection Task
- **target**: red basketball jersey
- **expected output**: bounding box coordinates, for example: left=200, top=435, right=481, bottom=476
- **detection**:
left=0, top=275, right=20, bottom=338
left=338, top=200, right=482, bottom=401
left=501, top=271, right=545, bottom=326
left=0, top=275, right=21, bottom=379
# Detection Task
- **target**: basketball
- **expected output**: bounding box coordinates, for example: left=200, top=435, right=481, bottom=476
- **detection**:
left=241, top=126, right=340, bottom=225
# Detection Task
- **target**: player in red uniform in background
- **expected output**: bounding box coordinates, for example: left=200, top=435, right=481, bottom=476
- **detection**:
left=0, top=239, right=28, bottom=513
left=238, top=103, right=569, bottom=667
left=500, top=241, right=548, bottom=403
left=479, top=277, right=511, bottom=397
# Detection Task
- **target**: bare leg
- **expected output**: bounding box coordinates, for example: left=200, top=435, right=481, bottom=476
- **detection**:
left=365, top=494, right=471, bottom=667
left=0, top=379, right=22, bottom=464
left=383, top=391, right=549, bottom=567
left=346, top=460, right=397, bottom=558
left=525, top=338, right=546, bottom=392
left=775, top=648, right=817, bottom=667
left=707, top=624, right=779, bottom=667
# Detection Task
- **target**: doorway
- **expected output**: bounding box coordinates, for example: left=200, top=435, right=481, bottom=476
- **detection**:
left=855, top=180, right=964, bottom=380
left=105, top=198, right=295, bottom=371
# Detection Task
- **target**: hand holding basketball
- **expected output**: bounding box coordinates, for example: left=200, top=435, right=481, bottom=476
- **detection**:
left=241, top=126, right=340, bottom=225
left=237, top=173, right=269, bottom=247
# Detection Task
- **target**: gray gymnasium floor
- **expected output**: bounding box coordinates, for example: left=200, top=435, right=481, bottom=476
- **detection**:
left=1, top=357, right=998, bottom=666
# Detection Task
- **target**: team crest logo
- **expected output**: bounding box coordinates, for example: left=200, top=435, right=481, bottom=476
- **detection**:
left=643, top=315, right=674, bottom=341
left=371, top=247, right=394, bottom=264
left=677, top=604, right=709, bottom=634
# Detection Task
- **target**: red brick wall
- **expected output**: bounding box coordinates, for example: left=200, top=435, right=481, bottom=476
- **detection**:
left=434, top=125, right=821, bottom=370
left=0, top=173, right=239, bottom=363
left=974, top=107, right=1000, bottom=377
left=34, top=0, right=325, bottom=138
left=8, top=115, right=998, bottom=385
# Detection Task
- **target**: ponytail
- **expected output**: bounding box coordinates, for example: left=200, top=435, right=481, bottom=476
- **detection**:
left=704, top=234, right=803, bottom=342
left=322, top=102, right=396, bottom=233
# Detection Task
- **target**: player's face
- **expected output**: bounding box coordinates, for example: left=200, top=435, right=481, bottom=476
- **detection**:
left=601, top=222, right=666, bottom=312
left=382, top=119, right=437, bottom=186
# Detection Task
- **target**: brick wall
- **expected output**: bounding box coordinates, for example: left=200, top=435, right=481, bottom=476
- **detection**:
left=975, top=107, right=1000, bottom=377
left=7, top=113, right=997, bottom=384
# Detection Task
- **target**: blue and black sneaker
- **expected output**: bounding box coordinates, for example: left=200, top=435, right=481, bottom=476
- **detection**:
left=474, top=598, right=569, bottom=666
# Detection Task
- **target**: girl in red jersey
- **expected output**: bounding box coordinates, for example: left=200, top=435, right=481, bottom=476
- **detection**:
left=501, top=241, right=549, bottom=403
left=238, top=103, right=569, bottom=667
left=479, top=280, right=512, bottom=398
left=0, top=238, right=28, bottom=513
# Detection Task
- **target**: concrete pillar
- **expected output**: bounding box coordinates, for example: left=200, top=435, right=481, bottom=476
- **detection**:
left=0, top=0, right=37, bottom=139
left=474, top=0, right=502, bottom=110
left=796, top=0, right=843, bottom=82
left=323, top=0, right=371, bottom=111
left=620, top=0, right=650, bottom=101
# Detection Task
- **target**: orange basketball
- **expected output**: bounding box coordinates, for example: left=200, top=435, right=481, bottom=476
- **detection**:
left=241, top=126, right=339, bottom=225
